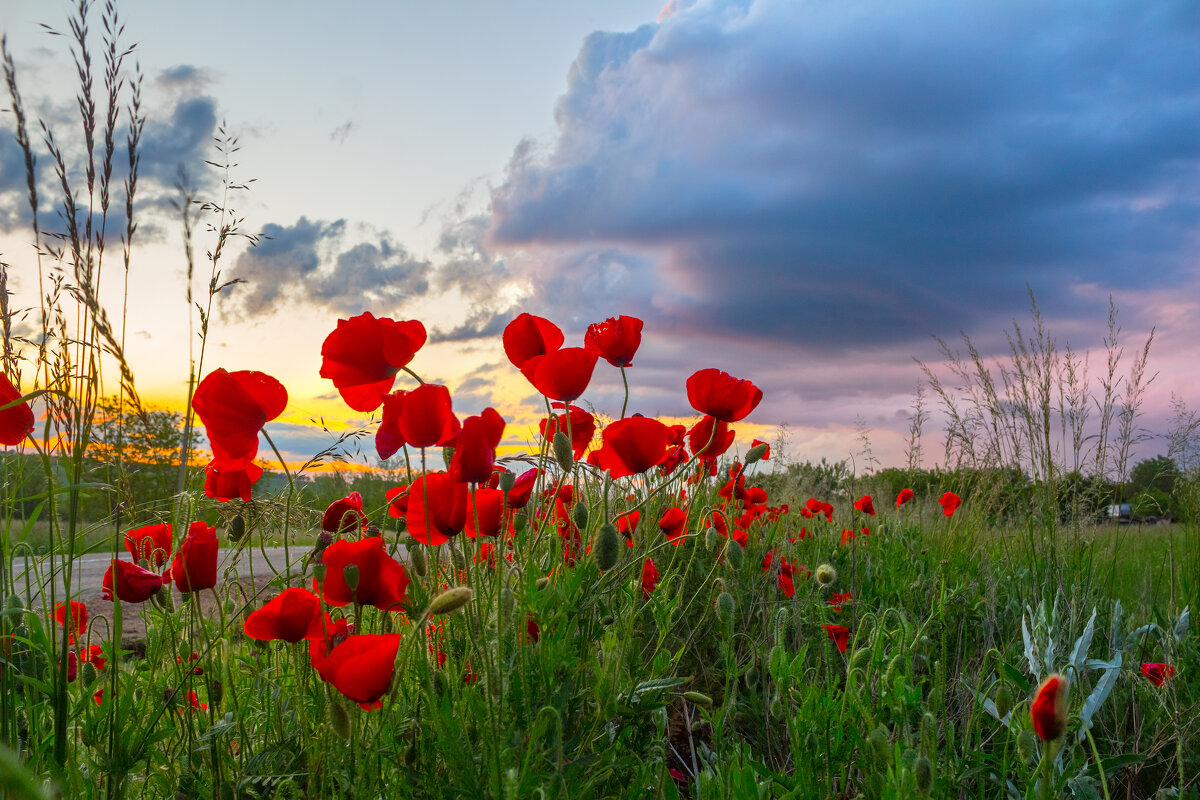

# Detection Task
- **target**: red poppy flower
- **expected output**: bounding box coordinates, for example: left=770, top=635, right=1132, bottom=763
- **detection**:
left=449, top=407, right=505, bottom=484
left=320, top=312, right=427, bottom=412
left=204, top=461, right=263, bottom=502
left=309, top=617, right=351, bottom=671
left=616, top=510, right=641, bottom=545
left=170, top=521, right=219, bottom=593
left=322, top=492, right=368, bottom=534
left=896, top=488, right=914, bottom=509
left=687, top=415, right=735, bottom=461
left=506, top=468, right=539, bottom=509
left=0, top=373, right=35, bottom=446
left=244, top=588, right=329, bottom=642
left=641, top=558, right=659, bottom=599
left=685, top=368, right=763, bottom=423
left=824, top=624, right=850, bottom=653
left=584, top=315, right=643, bottom=368
left=464, top=487, right=509, bottom=538
left=659, top=507, right=688, bottom=545
left=381, top=383, right=461, bottom=450
left=830, top=591, right=852, bottom=612
left=186, top=690, right=208, bottom=712
left=385, top=485, right=410, bottom=518
left=54, top=601, right=87, bottom=644
left=102, top=559, right=163, bottom=603
left=1031, top=674, right=1068, bottom=741
left=520, top=348, right=599, bottom=402
left=938, top=491, right=961, bottom=517
left=312, top=633, right=401, bottom=710
left=853, top=495, right=875, bottom=516
left=405, top=472, right=468, bottom=546
left=503, top=313, right=564, bottom=369
left=540, top=404, right=595, bottom=460
left=526, top=615, right=541, bottom=644
left=750, top=438, right=771, bottom=460
left=595, top=416, right=675, bottom=479
left=192, top=369, right=288, bottom=469
left=318, top=536, right=410, bottom=612
left=777, top=559, right=796, bottom=598
left=123, top=523, right=173, bottom=567
left=1140, top=662, right=1176, bottom=687
left=80, top=644, right=106, bottom=671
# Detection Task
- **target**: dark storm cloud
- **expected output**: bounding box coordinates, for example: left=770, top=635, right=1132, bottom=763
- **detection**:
left=138, top=94, right=219, bottom=186
left=224, top=217, right=433, bottom=318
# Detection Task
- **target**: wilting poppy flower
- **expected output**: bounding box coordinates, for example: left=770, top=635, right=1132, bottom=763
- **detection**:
left=584, top=315, right=643, bottom=368
left=450, top=407, right=505, bottom=484
left=385, top=485, right=410, bottom=518
left=687, top=415, right=735, bottom=461
left=170, top=521, right=219, bottom=593
left=1031, top=674, right=1068, bottom=741
left=123, top=523, right=173, bottom=567
left=464, top=487, right=509, bottom=538
left=319, top=536, right=410, bottom=612
left=54, top=601, right=87, bottom=644
left=1140, top=662, right=1176, bottom=687
left=506, top=468, right=539, bottom=509
left=0, top=373, right=36, bottom=446
left=685, top=368, right=762, bottom=423
left=854, top=495, right=875, bottom=516
left=641, top=558, right=659, bottom=599
left=320, top=312, right=427, bottom=412
left=244, top=588, right=329, bottom=642
left=384, top=383, right=461, bottom=450
left=616, top=510, right=641, bottom=545
left=204, top=461, right=263, bottom=503
left=503, top=313, right=564, bottom=369
left=824, top=624, right=850, bottom=653
left=595, top=416, right=675, bottom=479
left=102, top=559, right=163, bottom=603
left=659, top=507, right=688, bottom=545
left=192, top=369, right=288, bottom=469
left=540, top=404, right=595, bottom=460
left=313, top=633, right=401, bottom=710
left=896, top=488, right=914, bottom=509
left=322, top=492, right=368, bottom=534
left=521, top=348, right=599, bottom=403
left=938, top=491, right=961, bottom=517
left=406, top=472, right=469, bottom=546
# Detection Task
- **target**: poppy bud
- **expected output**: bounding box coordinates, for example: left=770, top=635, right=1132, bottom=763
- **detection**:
left=500, top=589, right=514, bottom=617
left=498, top=470, right=515, bottom=492
left=920, top=712, right=937, bottom=758
left=914, top=755, right=933, bottom=796
left=769, top=698, right=783, bottom=718
left=867, top=725, right=890, bottom=765
left=742, top=666, right=758, bottom=689
left=229, top=514, right=247, bottom=543
left=901, top=747, right=919, bottom=771
left=428, top=586, right=474, bottom=616
left=1030, top=674, right=1068, bottom=741
left=683, top=691, right=713, bottom=709
left=745, top=442, right=769, bottom=465
left=342, top=564, right=360, bottom=593
left=704, top=529, right=720, bottom=551
left=1017, top=729, right=1037, bottom=765
left=3, top=594, right=23, bottom=625
left=395, top=517, right=408, bottom=533
left=449, top=546, right=466, bottom=571
left=552, top=432, right=574, bottom=472
left=726, top=542, right=744, bottom=570
left=593, top=524, right=619, bottom=572
left=815, top=564, right=837, bottom=586
left=80, top=661, right=98, bottom=688
left=535, top=576, right=551, bottom=591
left=572, top=502, right=589, bottom=531
left=995, top=683, right=1014, bottom=718
left=849, top=647, right=871, bottom=675
left=313, top=563, right=327, bottom=583
left=316, top=531, right=334, bottom=550
left=716, top=592, right=736, bottom=624
left=329, top=701, right=351, bottom=740
left=409, top=547, right=427, bottom=578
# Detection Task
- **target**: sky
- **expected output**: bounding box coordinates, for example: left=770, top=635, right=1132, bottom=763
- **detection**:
left=2, top=0, right=1198, bottom=475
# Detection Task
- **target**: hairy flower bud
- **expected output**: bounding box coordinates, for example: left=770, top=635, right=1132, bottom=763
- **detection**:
left=1017, top=729, right=1037, bottom=765
left=342, top=564, right=360, bottom=593
left=228, top=514, right=247, bottom=543
left=329, top=701, right=351, bottom=740
left=498, top=470, right=516, bottom=492
left=535, top=576, right=551, bottom=591
left=995, top=683, right=1014, bottom=719
left=716, top=592, right=736, bottom=624
left=914, top=755, right=933, bottom=796
left=683, top=691, right=713, bottom=708
left=552, top=432, right=574, bottom=472
left=428, top=586, right=474, bottom=616
left=815, top=563, right=837, bottom=586
left=572, top=502, right=589, bottom=532
left=1030, top=674, right=1068, bottom=741
left=726, top=541, right=744, bottom=570
left=745, top=442, right=769, bottom=464
left=409, top=546, right=428, bottom=578
left=593, top=524, right=620, bottom=572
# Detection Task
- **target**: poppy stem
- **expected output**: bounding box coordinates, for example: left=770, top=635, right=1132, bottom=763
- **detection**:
left=261, top=429, right=295, bottom=581
left=619, top=366, right=630, bottom=420
left=402, top=366, right=426, bottom=385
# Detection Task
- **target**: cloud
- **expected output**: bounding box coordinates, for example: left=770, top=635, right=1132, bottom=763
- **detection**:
left=155, top=65, right=215, bottom=94
left=330, top=121, right=353, bottom=144
left=139, top=93, right=220, bottom=187
left=223, top=217, right=434, bottom=318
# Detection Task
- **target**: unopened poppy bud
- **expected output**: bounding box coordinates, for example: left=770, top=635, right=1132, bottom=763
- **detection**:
left=745, top=443, right=769, bottom=465
left=138, top=557, right=151, bottom=570
left=395, top=517, right=408, bottom=533
left=3, top=594, right=23, bottom=624
left=868, top=725, right=889, bottom=764
left=914, top=755, right=933, bottom=796
left=901, top=747, right=919, bottom=771
left=572, top=502, right=589, bottom=531
left=498, top=471, right=516, bottom=492
left=80, top=661, right=98, bottom=688
left=726, top=541, right=744, bottom=570
left=1017, top=729, right=1037, bottom=765
left=552, top=432, right=574, bottom=472
left=229, top=515, right=247, bottom=543
left=593, top=524, right=619, bottom=572
left=704, top=529, right=720, bottom=551
left=432, top=671, right=449, bottom=697
left=342, top=564, right=360, bottom=592
left=743, top=665, right=760, bottom=688
left=920, top=712, right=937, bottom=757
left=410, top=547, right=427, bottom=577
left=365, top=525, right=381, bottom=537
left=683, top=691, right=713, bottom=709
left=313, top=563, right=327, bottom=583
left=329, top=702, right=351, bottom=740
left=716, top=592, right=736, bottom=623
left=1030, top=674, right=1068, bottom=741
left=316, top=531, right=334, bottom=550
left=428, top=586, right=474, bottom=616
left=449, top=546, right=466, bottom=571
left=535, top=576, right=551, bottom=591
left=995, top=683, right=1014, bottom=718
left=849, top=647, right=872, bottom=675
left=815, top=563, right=837, bottom=586
left=769, top=698, right=783, bottom=718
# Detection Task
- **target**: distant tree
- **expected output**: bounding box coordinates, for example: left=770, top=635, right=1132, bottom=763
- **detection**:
left=1129, top=455, right=1178, bottom=496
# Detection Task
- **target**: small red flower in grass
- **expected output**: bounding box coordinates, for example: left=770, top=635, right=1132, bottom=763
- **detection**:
left=313, top=633, right=403, bottom=710
left=854, top=495, right=875, bottom=516
left=186, top=690, right=208, bottom=712
left=938, top=491, right=962, bottom=517
left=192, top=369, right=288, bottom=469
left=0, top=373, right=36, bottom=445
left=319, top=536, right=410, bottom=612
left=659, top=507, right=688, bottom=545
left=322, top=492, right=368, bottom=534
left=450, top=407, right=506, bottom=483
left=506, top=468, right=539, bottom=509
left=54, top=601, right=87, bottom=644
left=170, top=521, right=219, bottom=593
left=641, top=558, right=659, bottom=599
left=406, top=472, right=469, bottom=546
left=616, top=510, right=641, bottom=545
left=825, top=624, right=850, bottom=653
left=584, top=315, right=643, bottom=368
left=1140, top=662, right=1176, bottom=687
left=521, top=348, right=599, bottom=402
left=896, top=488, right=914, bottom=509
left=102, top=559, right=163, bottom=603
left=244, top=588, right=329, bottom=642
left=526, top=615, right=541, bottom=644
left=464, top=487, right=510, bottom=539
left=204, top=461, right=262, bottom=502
left=595, top=416, right=675, bottom=478
left=686, top=368, right=763, bottom=422
left=320, top=312, right=427, bottom=412
left=688, top=415, right=735, bottom=460
left=830, top=591, right=852, bottom=611
left=777, top=560, right=796, bottom=598
left=503, top=313, right=564, bottom=369
left=1031, top=674, right=1068, bottom=741
left=80, top=644, right=106, bottom=671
